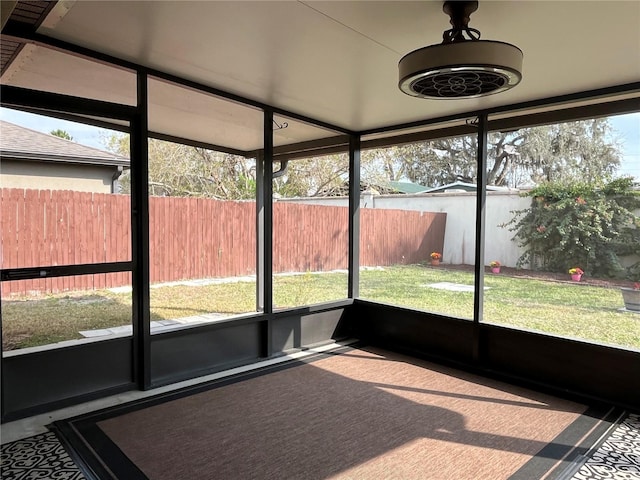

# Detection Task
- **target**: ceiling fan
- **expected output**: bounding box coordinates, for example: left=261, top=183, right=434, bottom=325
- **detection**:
left=398, top=1, right=523, bottom=99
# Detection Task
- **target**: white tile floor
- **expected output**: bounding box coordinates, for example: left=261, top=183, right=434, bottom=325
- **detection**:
left=572, top=413, right=640, bottom=479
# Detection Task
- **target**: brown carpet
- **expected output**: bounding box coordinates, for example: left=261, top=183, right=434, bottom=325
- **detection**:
left=96, top=347, right=590, bottom=480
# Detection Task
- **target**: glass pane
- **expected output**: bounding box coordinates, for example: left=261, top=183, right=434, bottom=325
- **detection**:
left=0, top=110, right=131, bottom=269
left=358, top=135, right=477, bottom=320
left=143, top=141, right=258, bottom=327
left=1, top=272, right=132, bottom=353
left=146, top=80, right=261, bottom=330
left=272, top=146, right=349, bottom=309
left=482, top=112, right=640, bottom=350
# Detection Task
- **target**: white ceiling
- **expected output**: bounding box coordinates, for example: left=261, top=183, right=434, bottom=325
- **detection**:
left=2, top=0, right=640, bottom=152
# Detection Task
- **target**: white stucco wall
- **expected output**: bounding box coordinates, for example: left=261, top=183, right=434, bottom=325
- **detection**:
left=279, top=191, right=531, bottom=267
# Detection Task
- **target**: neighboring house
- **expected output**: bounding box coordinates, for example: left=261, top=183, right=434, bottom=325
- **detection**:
left=0, top=120, right=129, bottom=193
left=316, top=180, right=429, bottom=197
left=423, top=181, right=514, bottom=194
left=386, top=181, right=430, bottom=194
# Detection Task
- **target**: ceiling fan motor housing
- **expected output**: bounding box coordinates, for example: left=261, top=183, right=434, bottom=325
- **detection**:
left=399, top=40, right=523, bottom=99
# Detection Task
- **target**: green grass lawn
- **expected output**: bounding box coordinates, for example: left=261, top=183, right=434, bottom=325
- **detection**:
left=3, top=265, right=639, bottom=351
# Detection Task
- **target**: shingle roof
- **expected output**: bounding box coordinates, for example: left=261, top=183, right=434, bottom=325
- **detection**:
left=423, top=182, right=514, bottom=193
left=386, top=181, right=429, bottom=194
left=0, top=120, right=129, bottom=167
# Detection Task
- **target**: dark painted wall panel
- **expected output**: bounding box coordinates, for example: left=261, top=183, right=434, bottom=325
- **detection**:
left=301, top=309, right=346, bottom=347
left=6, top=300, right=638, bottom=420
left=3, top=338, right=133, bottom=418
left=482, top=325, right=640, bottom=409
left=352, top=301, right=475, bottom=363
left=271, top=308, right=348, bottom=354
left=271, top=316, right=298, bottom=353
left=351, top=300, right=640, bottom=408
left=150, top=322, right=262, bottom=385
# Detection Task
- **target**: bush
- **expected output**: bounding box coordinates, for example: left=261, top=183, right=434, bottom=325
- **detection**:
left=504, top=177, right=640, bottom=278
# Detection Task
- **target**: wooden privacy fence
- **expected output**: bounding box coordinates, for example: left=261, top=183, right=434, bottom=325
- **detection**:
left=1, top=189, right=446, bottom=297
left=1, top=189, right=132, bottom=297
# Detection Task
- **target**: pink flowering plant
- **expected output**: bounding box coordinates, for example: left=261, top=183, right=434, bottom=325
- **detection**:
left=504, top=177, right=640, bottom=276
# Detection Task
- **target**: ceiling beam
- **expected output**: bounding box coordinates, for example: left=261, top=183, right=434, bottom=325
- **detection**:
left=489, top=97, right=640, bottom=132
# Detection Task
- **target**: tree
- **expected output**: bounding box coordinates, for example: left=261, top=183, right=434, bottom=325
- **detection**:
left=362, top=118, right=621, bottom=189
left=362, top=136, right=479, bottom=188
left=272, top=155, right=350, bottom=198
left=104, top=132, right=353, bottom=200
left=511, top=119, right=621, bottom=185
left=107, top=134, right=257, bottom=199
left=50, top=129, right=74, bottom=141
left=103, top=116, right=622, bottom=199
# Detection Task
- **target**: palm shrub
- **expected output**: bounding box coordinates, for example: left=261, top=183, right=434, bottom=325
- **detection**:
left=504, top=177, right=640, bottom=278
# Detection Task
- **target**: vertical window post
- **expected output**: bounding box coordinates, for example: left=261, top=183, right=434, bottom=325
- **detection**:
left=257, top=109, right=274, bottom=357
left=348, top=134, right=361, bottom=299
left=473, top=113, right=488, bottom=361
left=131, top=71, right=151, bottom=389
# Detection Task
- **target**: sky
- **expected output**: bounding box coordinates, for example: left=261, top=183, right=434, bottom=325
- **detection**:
left=609, top=113, right=640, bottom=180
left=1, top=107, right=639, bottom=181
left=0, top=108, right=112, bottom=150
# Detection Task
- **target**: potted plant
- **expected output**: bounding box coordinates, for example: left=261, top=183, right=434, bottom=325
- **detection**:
left=568, top=267, right=583, bottom=282
left=490, top=261, right=501, bottom=274
left=621, top=282, right=640, bottom=312
left=430, top=252, right=442, bottom=266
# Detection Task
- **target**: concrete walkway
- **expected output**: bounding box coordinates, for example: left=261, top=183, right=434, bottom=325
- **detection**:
left=79, top=312, right=230, bottom=338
